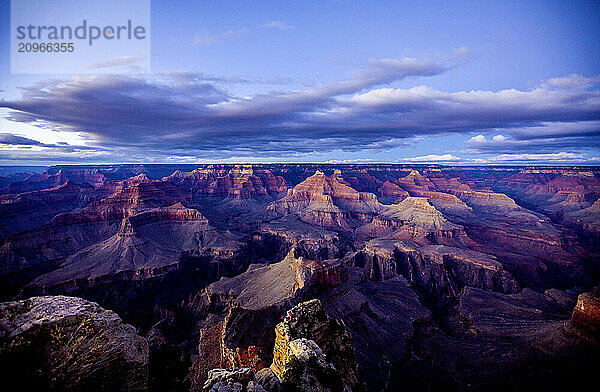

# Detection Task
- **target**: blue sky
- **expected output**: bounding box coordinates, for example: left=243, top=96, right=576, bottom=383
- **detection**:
left=0, top=0, right=599, bottom=165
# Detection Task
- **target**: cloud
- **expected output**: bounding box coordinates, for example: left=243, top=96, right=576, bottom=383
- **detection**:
left=193, top=29, right=248, bottom=46
left=546, top=74, right=600, bottom=89
left=324, top=158, right=374, bottom=164
left=468, top=134, right=486, bottom=143
left=0, top=133, right=44, bottom=146
left=207, top=57, right=451, bottom=120
left=0, top=146, right=113, bottom=164
left=0, top=132, right=101, bottom=165
left=0, top=63, right=598, bottom=163
left=464, top=121, right=600, bottom=154
left=261, top=20, right=293, bottom=30
left=345, top=84, right=600, bottom=125
left=86, top=54, right=149, bottom=69
left=485, top=152, right=599, bottom=163
left=0, top=132, right=98, bottom=151
left=401, top=154, right=461, bottom=162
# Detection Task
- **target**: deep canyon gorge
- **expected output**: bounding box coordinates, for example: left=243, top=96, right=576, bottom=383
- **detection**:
left=0, top=164, right=598, bottom=391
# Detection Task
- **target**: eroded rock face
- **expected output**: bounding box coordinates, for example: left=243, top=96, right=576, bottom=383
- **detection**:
left=192, top=251, right=349, bottom=388
left=166, top=165, right=288, bottom=200
left=0, top=181, right=94, bottom=240
left=278, top=338, right=347, bottom=392
left=255, top=368, right=281, bottom=392
left=1, top=164, right=599, bottom=391
left=565, top=198, right=600, bottom=239
left=0, top=175, right=192, bottom=278
left=28, top=202, right=239, bottom=286
left=349, top=240, right=520, bottom=301
left=271, top=300, right=361, bottom=392
left=1, top=168, right=105, bottom=195
left=194, top=251, right=305, bottom=375
left=376, top=181, right=409, bottom=204
left=0, top=295, right=149, bottom=391
left=320, top=275, right=431, bottom=392
left=569, top=288, right=600, bottom=343
left=417, top=287, right=576, bottom=390
left=203, top=368, right=255, bottom=392
left=266, top=171, right=383, bottom=230
left=202, top=367, right=279, bottom=392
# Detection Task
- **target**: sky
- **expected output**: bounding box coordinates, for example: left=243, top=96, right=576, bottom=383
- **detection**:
left=0, top=0, right=599, bottom=166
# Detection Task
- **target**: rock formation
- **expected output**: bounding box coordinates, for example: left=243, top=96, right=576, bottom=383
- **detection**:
left=376, top=181, right=408, bottom=204
left=29, top=202, right=240, bottom=286
left=0, top=295, right=149, bottom=391
left=0, top=164, right=598, bottom=391
left=266, top=171, right=382, bottom=230
left=275, top=338, right=347, bottom=392
left=191, top=251, right=349, bottom=388
left=271, top=300, right=361, bottom=391
left=568, top=288, right=600, bottom=343
left=202, top=367, right=280, bottom=392
left=0, top=180, right=94, bottom=240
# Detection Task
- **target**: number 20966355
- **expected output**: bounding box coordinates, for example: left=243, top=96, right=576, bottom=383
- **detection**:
left=18, top=42, right=74, bottom=52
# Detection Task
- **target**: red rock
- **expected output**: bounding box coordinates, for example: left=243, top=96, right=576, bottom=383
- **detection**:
left=266, top=170, right=382, bottom=229
left=570, top=289, right=600, bottom=342
left=377, top=181, right=409, bottom=204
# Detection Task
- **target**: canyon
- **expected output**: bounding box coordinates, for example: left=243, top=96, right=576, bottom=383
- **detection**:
left=0, top=164, right=599, bottom=391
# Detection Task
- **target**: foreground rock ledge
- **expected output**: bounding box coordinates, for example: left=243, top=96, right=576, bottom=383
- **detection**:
left=0, top=295, right=149, bottom=391
left=202, top=367, right=279, bottom=392
left=569, top=288, right=600, bottom=343
left=271, top=299, right=362, bottom=392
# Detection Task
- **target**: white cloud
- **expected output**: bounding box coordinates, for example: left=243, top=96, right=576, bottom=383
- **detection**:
left=463, top=122, right=600, bottom=155
left=468, top=134, right=508, bottom=144
left=546, top=74, right=600, bottom=89
left=487, top=152, right=588, bottom=162
left=468, top=134, right=487, bottom=143
left=401, top=154, right=461, bottom=162
left=347, top=85, right=441, bottom=106
left=346, top=82, right=600, bottom=115
left=324, top=158, right=374, bottom=164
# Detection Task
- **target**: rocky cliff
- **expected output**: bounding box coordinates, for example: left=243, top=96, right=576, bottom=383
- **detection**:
left=0, top=164, right=598, bottom=391
left=0, top=295, right=149, bottom=391
left=190, top=251, right=349, bottom=389
left=568, top=288, right=600, bottom=343
left=271, top=300, right=361, bottom=392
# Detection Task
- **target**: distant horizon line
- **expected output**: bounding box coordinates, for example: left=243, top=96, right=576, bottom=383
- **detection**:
left=1, top=163, right=599, bottom=168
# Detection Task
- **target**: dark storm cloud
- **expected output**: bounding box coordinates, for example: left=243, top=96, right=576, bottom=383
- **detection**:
left=0, top=133, right=44, bottom=146
left=1, top=56, right=599, bottom=160
left=0, top=57, right=452, bottom=154
left=4, top=74, right=231, bottom=144
left=0, top=133, right=101, bottom=156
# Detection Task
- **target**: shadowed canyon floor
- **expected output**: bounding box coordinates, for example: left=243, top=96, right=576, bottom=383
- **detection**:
left=0, top=164, right=599, bottom=391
